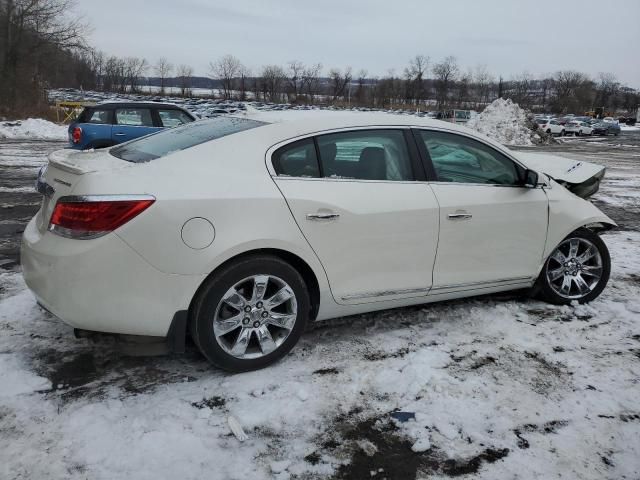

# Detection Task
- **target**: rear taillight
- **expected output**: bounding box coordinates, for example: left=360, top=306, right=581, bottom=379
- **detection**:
left=71, top=127, right=82, bottom=144
left=49, top=195, right=155, bottom=239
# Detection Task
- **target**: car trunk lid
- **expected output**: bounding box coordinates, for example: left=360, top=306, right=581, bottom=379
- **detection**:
left=35, top=148, right=136, bottom=232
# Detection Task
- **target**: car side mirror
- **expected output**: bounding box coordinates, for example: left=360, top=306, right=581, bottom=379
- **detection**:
left=523, top=169, right=539, bottom=188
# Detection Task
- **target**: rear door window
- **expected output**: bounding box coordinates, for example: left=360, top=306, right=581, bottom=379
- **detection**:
left=85, top=109, right=112, bottom=124
left=157, top=109, right=193, bottom=127
left=110, top=117, right=267, bottom=162
left=316, top=130, right=414, bottom=181
left=115, top=108, right=154, bottom=126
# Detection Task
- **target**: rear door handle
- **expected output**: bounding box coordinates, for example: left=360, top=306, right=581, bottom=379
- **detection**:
left=448, top=212, right=472, bottom=221
left=306, top=213, right=340, bottom=221
left=114, top=133, right=127, bottom=136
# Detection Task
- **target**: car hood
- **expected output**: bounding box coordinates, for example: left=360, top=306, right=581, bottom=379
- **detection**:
left=514, top=152, right=604, bottom=185
left=514, top=151, right=605, bottom=198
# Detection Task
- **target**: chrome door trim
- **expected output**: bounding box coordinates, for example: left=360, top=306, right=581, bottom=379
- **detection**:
left=430, top=276, right=535, bottom=292
left=340, top=287, right=430, bottom=302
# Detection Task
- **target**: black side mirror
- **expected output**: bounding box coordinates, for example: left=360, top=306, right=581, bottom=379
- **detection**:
left=523, top=169, right=539, bottom=188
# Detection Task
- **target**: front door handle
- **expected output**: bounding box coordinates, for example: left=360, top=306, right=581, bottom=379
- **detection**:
left=306, top=213, right=340, bottom=221
left=448, top=212, right=472, bottom=221
left=114, top=133, right=127, bottom=136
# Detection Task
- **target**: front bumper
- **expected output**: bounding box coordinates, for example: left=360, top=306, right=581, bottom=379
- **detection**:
left=21, top=215, right=204, bottom=337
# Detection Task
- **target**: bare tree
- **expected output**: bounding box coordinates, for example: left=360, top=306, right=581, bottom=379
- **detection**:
left=354, top=69, right=368, bottom=106
left=210, top=54, right=242, bottom=99
left=0, top=0, right=88, bottom=111
left=552, top=70, right=592, bottom=113
left=286, top=60, right=304, bottom=102
left=508, top=71, right=534, bottom=108
left=301, top=63, right=322, bottom=102
left=595, top=73, right=619, bottom=111
left=473, top=64, right=494, bottom=106
left=176, top=64, right=193, bottom=97
left=154, top=57, right=173, bottom=95
left=261, top=64, right=286, bottom=103
left=404, top=55, right=429, bottom=107
left=124, top=57, right=147, bottom=93
left=433, top=56, right=459, bottom=110
left=328, top=66, right=352, bottom=102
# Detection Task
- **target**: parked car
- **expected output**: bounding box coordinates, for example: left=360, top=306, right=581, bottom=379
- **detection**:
left=536, top=118, right=565, bottom=136
left=592, top=121, right=621, bottom=136
left=23, top=113, right=614, bottom=372
left=68, top=102, right=196, bottom=150
left=564, top=121, right=593, bottom=136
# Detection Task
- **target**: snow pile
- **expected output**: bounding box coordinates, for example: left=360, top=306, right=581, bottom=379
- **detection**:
left=0, top=118, right=67, bottom=141
left=467, top=98, right=539, bottom=146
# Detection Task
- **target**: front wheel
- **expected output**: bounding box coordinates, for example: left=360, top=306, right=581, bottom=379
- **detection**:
left=190, top=255, right=310, bottom=372
left=535, top=229, right=610, bottom=305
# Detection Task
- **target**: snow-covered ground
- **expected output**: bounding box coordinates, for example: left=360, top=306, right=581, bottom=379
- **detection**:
left=1, top=127, right=639, bottom=480
left=0, top=119, right=68, bottom=141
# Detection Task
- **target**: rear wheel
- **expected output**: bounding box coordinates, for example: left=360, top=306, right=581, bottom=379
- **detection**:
left=536, top=229, right=610, bottom=305
left=561, top=129, right=566, bottom=136
left=190, top=255, right=310, bottom=372
left=546, top=129, right=552, bottom=134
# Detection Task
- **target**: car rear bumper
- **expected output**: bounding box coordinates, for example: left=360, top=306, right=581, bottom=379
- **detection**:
left=21, top=215, right=204, bottom=337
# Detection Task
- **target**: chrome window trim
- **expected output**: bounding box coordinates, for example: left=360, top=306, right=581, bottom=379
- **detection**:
left=265, top=125, right=412, bottom=178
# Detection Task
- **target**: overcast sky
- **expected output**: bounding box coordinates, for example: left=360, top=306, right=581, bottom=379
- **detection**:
left=79, top=0, right=640, bottom=87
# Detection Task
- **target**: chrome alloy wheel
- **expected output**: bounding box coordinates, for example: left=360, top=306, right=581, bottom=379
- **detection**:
left=546, top=237, right=603, bottom=300
left=213, top=275, right=298, bottom=359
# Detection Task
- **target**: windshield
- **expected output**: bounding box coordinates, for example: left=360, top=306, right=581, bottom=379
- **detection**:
left=110, top=117, right=268, bottom=162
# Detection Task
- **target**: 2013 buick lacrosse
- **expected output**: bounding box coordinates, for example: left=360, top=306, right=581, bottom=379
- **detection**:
left=22, top=112, right=614, bottom=371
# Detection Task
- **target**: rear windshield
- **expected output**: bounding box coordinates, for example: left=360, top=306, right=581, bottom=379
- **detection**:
left=110, top=117, right=267, bottom=162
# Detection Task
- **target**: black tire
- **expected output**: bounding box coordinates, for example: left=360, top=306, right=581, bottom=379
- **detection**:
left=546, top=129, right=552, bottom=134
left=190, top=255, right=310, bottom=372
left=561, top=129, right=566, bottom=136
left=576, top=130, right=581, bottom=136
left=535, top=228, right=610, bottom=305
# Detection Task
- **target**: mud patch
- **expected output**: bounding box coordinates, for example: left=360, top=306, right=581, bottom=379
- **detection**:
left=192, top=396, right=226, bottom=409
left=363, top=347, right=411, bottom=361
left=313, top=367, right=340, bottom=375
left=330, top=415, right=509, bottom=479
left=513, top=420, right=569, bottom=449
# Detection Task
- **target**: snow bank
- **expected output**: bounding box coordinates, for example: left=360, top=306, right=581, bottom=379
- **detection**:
left=467, top=98, right=540, bottom=146
left=0, top=118, right=67, bottom=141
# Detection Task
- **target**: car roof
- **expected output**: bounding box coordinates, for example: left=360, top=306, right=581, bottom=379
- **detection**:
left=92, top=101, right=185, bottom=109
left=224, top=110, right=516, bottom=157
left=242, top=110, right=472, bottom=135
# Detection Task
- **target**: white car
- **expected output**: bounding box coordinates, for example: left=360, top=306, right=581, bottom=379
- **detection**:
left=565, top=121, right=594, bottom=136
left=536, top=118, right=565, bottom=136
left=22, top=113, right=614, bottom=371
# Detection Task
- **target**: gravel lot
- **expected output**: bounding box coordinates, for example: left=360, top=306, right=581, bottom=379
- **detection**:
left=1, top=131, right=639, bottom=480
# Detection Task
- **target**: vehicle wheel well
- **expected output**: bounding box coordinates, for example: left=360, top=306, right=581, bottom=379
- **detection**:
left=189, top=248, right=321, bottom=321
left=582, top=222, right=616, bottom=233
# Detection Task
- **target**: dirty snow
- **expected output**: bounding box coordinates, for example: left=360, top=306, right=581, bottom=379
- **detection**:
left=1, top=125, right=640, bottom=480
left=467, top=98, right=540, bottom=147
left=0, top=119, right=67, bottom=141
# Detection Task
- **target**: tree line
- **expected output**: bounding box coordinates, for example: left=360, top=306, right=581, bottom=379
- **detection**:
left=1, top=0, right=638, bottom=117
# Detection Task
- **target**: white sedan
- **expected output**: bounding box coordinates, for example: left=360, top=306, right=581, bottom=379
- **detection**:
left=565, top=121, right=594, bottom=136
left=22, top=112, right=614, bottom=371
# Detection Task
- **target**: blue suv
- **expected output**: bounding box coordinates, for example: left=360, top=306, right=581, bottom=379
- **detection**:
left=68, top=102, right=196, bottom=150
